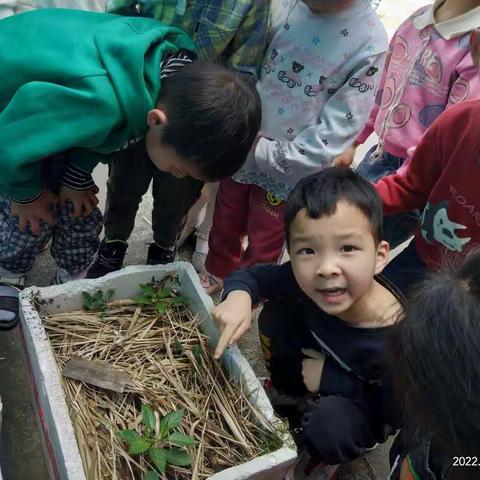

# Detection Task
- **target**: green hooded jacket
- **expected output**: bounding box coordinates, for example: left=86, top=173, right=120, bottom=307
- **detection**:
left=0, top=8, right=196, bottom=201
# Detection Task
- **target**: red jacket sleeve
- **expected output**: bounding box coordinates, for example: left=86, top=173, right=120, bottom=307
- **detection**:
left=374, top=118, right=445, bottom=215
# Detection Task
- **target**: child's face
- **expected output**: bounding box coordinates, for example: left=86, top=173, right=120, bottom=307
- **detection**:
left=145, top=107, right=207, bottom=180
left=289, top=202, right=388, bottom=321
left=302, top=0, right=355, bottom=14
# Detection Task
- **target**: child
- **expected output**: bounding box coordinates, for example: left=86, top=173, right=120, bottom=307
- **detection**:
left=372, top=29, right=480, bottom=297
left=0, top=8, right=261, bottom=287
left=335, top=0, right=480, bottom=248
left=388, top=250, right=480, bottom=480
left=85, top=0, right=269, bottom=278
left=203, top=0, right=388, bottom=293
left=213, top=167, right=404, bottom=478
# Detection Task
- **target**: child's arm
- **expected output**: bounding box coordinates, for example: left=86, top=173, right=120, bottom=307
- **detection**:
left=223, top=0, right=270, bottom=80
left=253, top=53, right=386, bottom=193
left=335, top=43, right=394, bottom=167
left=374, top=118, right=444, bottom=214
left=0, top=77, right=121, bottom=202
left=213, top=262, right=298, bottom=358
left=447, top=49, right=480, bottom=107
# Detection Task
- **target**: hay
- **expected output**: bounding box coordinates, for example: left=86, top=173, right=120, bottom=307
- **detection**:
left=38, top=280, right=281, bottom=479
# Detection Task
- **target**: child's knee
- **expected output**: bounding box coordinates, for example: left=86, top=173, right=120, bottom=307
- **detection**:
left=301, top=396, right=377, bottom=464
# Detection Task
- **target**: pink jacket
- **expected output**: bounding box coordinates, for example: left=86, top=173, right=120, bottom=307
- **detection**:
left=357, top=2, right=480, bottom=158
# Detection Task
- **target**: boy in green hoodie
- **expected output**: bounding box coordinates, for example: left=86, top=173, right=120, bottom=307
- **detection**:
left=0, top=8, right=261, bottom=287
left=85, top=0, right=269, bottom=277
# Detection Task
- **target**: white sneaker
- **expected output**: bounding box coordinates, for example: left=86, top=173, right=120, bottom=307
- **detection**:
left=0, top=268, right=26, bottom=289
left=52, top=268, right=88, bottom=285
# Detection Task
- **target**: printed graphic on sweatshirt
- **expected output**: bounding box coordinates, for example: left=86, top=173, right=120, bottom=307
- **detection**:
left=420, top=200, right=471, bottom=252
left=261, top=38, right=375, bottom=118
left=408, top=48, right=443, bottom=90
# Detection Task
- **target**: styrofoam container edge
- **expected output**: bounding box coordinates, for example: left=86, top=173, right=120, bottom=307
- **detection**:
left=20, top=262, right=296, bottom=480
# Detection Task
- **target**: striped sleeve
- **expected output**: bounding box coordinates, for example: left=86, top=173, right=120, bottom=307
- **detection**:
left=61, top=163, right=95, bottom=191
left=160, top=51, right=193, bottom=79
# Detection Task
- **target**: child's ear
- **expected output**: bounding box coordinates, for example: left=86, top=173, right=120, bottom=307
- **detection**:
left=374, top=240, right=389, bottom=275
left=146, top=106, right=168, bottom=127
left=470, top=29, right=480, bottom=70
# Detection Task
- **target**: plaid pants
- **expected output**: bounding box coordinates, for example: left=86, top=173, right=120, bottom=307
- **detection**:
left=0, top=156, right=102, bottom=275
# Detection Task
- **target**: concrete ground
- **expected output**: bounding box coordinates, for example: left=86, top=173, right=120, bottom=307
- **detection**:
left=0, top=1, right=429, bottom=478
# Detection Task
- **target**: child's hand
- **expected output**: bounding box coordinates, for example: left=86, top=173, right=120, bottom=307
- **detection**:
left=333, top=144, right=358, bottom=167
left=301, top=348, right=326, bottom=393
left=213, top=291, right=252, bottom=359
left=59, top=185, right=99, bottom=217
left=11, top=189, right=57, bottom=236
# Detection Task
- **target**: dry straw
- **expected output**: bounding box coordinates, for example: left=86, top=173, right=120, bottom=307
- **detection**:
left=39, top=286, right=282, bottom=480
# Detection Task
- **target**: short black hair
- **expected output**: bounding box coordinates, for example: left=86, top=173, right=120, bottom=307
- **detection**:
left=284, top=167, right=383, bottom=248
left=392, top=249, right=480, bottom=457
left=159, top=60, right=261, bottom=180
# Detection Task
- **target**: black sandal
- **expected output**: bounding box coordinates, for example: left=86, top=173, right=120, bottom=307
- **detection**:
left=0, top=283, right=20, bottom=330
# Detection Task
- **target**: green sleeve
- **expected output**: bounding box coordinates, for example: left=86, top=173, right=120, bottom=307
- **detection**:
left=66, top=148, right=113, bottom=175
left=0, top=75, right=122, bottom=201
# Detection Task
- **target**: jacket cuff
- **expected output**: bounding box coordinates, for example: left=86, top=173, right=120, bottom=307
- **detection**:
left=61, top=164, right=95, bottom=191
left=12, top=188, right=44, bottom=205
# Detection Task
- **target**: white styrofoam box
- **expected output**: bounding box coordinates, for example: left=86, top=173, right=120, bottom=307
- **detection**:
left=19, top=262, right=297, bottom=480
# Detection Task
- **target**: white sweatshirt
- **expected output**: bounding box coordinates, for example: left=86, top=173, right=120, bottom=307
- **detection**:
left=234, top=0, right=388, bottom=200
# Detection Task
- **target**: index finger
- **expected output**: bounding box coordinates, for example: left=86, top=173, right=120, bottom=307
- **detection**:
left=214, top=324, right=237, bottom=360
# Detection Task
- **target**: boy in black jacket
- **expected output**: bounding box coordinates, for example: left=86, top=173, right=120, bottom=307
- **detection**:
left=212, top=167, right=404, bottom=478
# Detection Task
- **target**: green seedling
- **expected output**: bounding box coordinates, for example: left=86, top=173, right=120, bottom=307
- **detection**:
left=82, top=289, right=115, bottom=311
left=118, top=404, right=197, bottom=479
left=132, top=279, right=186, bottom=316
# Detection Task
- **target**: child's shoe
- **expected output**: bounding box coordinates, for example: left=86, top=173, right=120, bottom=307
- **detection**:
left=0, top=267, right=26, bottom=289
left=191, top=251, right=207, bottom=272
left=146, top=243, right=176, bottom=265
left=0, top=283, right=20, bottom=330
left=86, top=239, right=127, bottom=279
left=285, top=450, right=339, bottom=480
left=199, top=270, right=223, bottom=295
left=52, top=267, right=88, bottom=285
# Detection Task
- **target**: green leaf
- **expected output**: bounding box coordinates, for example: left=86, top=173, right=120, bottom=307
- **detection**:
left=82, top=291, right=92, bottom=302
left=158, top=288, right=172, bottom=299
left=142, top=404, right=156, bottom=431
left=128, top=437, right=152, bottom=455
left=165, top=448, right=192, bottom=467
left=132, top=295, right=153, bottom=305
left=149, top=447, right=167, bottom=473
left=173, top=338, right=184, bottom=353
left=160, top=409, right=184, bottom=437
left=144, top=470, right=160, bottom=480
left=93, top=291, right=104, bottom=302
left=172, top=296, right=186, bottom=305
left=192, top=345, right=202, bottom=364
left=117, top=429, right=140, bottom=444
left=141, top=284, right=157, bottom=297
left=156, top=303, right=167, bottom=316
left=168, top=432, right=198, bottom=446
left=105, top=289, right=115, bottom=302
left=82, top=292, right=93, bottom=309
